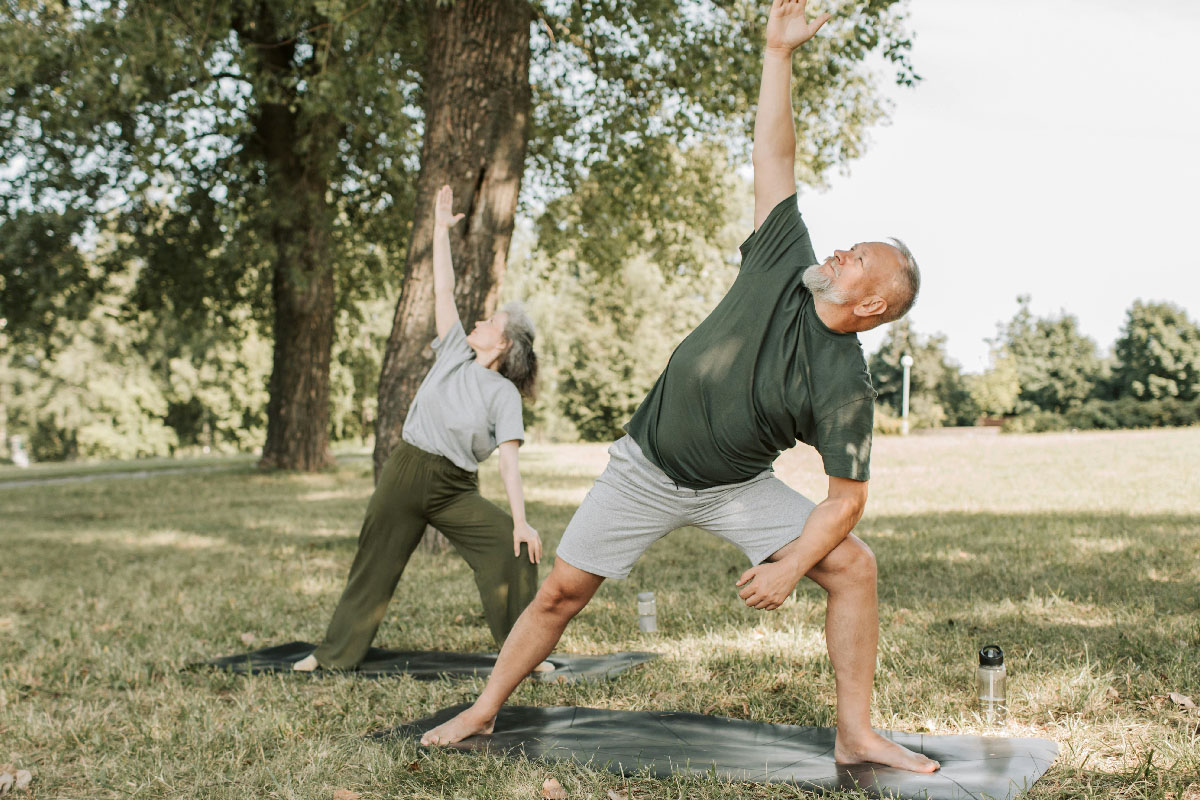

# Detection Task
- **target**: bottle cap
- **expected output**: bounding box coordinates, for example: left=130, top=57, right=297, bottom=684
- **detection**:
left=978, top=644, right=1004, bottom=667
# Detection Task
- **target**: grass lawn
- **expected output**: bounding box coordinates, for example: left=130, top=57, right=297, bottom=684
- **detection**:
left=2, top=428, right=1198, bottom=799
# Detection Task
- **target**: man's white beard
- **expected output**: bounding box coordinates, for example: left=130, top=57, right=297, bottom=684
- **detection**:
left=802, top=262, right=850, bottom=305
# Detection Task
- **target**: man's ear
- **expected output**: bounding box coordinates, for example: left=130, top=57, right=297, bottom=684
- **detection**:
left=853, top=295, right=888, bottom=319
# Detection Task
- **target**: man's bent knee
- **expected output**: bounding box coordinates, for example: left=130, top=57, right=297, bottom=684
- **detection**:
left=531, top=561, right=602, bottom=618
left=811, top=535, right=876, bottom=584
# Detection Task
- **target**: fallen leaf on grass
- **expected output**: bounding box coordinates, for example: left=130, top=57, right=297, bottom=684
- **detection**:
left=0, top=768, right=30, bottom=796
left=1168, top=692, right=1195, bottom=709
left=240, top=633, right=257, bottom=646
left=332, top=790, right=360, bottom=800
left=542, top=777, right=567, bottom=799
left=406, top=761, right=420, bottom=773
left=606, top=790, right=629, bottom=800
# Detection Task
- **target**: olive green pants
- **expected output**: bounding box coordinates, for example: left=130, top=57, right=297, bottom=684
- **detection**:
left=313, top=441, right=537, bottom=668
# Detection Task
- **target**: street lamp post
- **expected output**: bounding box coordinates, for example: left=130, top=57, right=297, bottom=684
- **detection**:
left=900, top=354, right=914, bottom=436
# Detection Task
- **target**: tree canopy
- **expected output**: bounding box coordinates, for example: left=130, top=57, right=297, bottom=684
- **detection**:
left=991, top=296, right=1102, bottom=414
left=2, top=0, right=923, bottom=467
left=1112, top=301, right=1200, bottom=401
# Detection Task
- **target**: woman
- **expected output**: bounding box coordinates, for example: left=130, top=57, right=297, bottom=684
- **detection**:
left=294, top=184, right=542, bottom=671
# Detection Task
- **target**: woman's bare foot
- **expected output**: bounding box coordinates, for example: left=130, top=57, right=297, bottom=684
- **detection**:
left=292, top=654, right=319, bottom=672
left=420, top=706, right=497, bottom=746
left=835, top=730, right=940, bottom=773
left=531, top=660, right=556, bottom=673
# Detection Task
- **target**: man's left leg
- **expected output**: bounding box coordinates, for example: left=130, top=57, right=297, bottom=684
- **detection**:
left=697, top=475, right=937, bottom=773
left=771, top=534, right=938, bottom=772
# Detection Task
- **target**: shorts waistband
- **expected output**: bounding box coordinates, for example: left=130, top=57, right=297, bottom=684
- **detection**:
left=616, top=435, right=769, bottom=494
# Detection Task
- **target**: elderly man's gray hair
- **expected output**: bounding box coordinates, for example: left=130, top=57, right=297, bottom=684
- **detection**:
left=881, top=238, right=920, bottom=323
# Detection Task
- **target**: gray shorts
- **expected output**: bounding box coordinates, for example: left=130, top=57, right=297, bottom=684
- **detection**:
left=555, top=436, right=817, bottom=579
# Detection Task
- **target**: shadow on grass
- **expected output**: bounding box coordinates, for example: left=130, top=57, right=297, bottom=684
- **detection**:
left=5, top=468, right=1197, bottom=665
left=6, top=467, right=1197, bottom=616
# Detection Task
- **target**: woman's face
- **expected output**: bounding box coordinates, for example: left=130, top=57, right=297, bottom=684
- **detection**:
left=466, top=311, right=509, bottom=355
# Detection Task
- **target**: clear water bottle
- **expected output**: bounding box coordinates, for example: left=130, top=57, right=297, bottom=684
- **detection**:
left=637, top=592, right=657, bottom=633
left=977, top=644, right=1007, bottom=724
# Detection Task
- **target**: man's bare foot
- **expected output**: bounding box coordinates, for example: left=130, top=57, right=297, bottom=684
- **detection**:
left=531, top=660, right=556, bottom=673
left=292, top=654, right=319, bottom=672
left=835, top=730, right=940, bottom=773
left=420, top=706, right=496, bottom=746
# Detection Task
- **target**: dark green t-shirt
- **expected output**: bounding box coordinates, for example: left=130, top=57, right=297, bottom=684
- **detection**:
left=625, top=194, right=876, bottom=489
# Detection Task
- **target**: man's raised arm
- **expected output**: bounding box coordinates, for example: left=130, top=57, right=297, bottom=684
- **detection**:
left=753, top=0, right=830, bottom=230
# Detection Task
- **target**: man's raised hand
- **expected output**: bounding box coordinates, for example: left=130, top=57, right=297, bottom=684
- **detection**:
left=765, top=0, right=831, bottom=53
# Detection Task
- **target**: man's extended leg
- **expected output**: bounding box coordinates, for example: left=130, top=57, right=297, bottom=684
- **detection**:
left=778, top=535, right=939, bottom=772
left=423, top=435, right=680, bottom=744
left=420, top=558, right=605, bottom=744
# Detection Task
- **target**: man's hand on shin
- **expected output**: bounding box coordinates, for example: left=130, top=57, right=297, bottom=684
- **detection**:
left=736, top=560, right=799, bottom=611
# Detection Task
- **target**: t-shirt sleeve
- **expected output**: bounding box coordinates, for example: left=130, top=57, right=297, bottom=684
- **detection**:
left=814, top=396, right=874, bottom=481
left=492, top=383, right=525, bottom=446
left=431, top=320, right=473, bottom=363
left=738, top=193, right=816, bottom=273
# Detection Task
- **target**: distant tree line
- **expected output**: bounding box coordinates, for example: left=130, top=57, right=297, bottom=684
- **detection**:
left=866, top=296, right=1200, bottom=435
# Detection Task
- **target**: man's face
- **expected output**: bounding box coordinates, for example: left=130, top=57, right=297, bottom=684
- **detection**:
left=810, top=242, right=900, bottom=305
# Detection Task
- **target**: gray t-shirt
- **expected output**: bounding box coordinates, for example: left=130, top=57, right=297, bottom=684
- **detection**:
left=401, top=321, right=525, bottom=472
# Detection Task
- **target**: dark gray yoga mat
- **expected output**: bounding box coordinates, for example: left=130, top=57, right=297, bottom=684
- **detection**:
left=386, top=705, right=1058, bottom=800
left=195, top=641, right=657, bottom=683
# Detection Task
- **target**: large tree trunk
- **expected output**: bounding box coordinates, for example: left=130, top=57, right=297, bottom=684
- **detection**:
left=374, top=0, right=533, bottom=489
left=259, top=232, right=336, bottom=471
left=256, top=105, right=337, bottom=471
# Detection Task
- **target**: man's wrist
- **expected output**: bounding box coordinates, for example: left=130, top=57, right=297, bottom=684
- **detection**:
left=777, top=555, right=806, bottom=583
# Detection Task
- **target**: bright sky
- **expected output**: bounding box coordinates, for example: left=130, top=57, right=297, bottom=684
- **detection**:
left=801, top=0, right=1200, bottom=372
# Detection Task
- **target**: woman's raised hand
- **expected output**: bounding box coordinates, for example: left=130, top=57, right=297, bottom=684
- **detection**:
left=765, top=0, right=831, bottom=53
left=434, top=184, right=466, bottom=229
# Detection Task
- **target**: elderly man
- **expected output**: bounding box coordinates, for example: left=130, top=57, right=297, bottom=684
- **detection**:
left=423, top=0, right=935, bottom=773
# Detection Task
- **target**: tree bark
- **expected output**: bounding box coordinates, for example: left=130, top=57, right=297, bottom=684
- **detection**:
left=259, top=222, right=336, bottom=470
left=374, top=0, right=533, bottom=489
left=256, top=99, right=337, bottom=471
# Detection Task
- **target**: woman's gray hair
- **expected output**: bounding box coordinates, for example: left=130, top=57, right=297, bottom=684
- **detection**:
left=498, top=301, right=539, bottom=399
